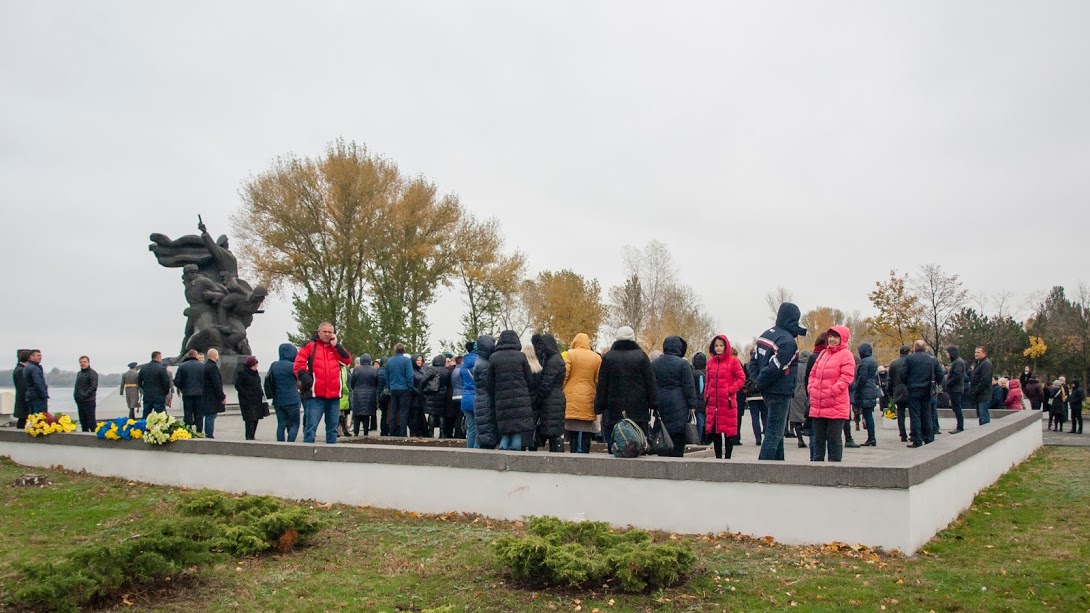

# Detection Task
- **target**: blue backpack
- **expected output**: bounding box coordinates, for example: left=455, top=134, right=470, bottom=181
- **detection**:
left=611, top=418, right=647, bottom=458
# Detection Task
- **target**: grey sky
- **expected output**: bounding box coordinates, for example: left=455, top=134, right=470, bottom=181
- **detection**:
left=2, top=1, right=1089, bottom=373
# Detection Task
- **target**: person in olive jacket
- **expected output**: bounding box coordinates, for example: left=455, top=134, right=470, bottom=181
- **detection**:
left=595, top=326, right=658, bottom=442
left=652, top=336, right=696, bottom=457
left=234, top=356, right=265, bottom=440
left=486, top=330, right=534, bottom=451
left=531, top=333, right=567, bottom=453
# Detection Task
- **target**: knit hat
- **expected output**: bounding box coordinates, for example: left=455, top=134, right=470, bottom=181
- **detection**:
left=245, top=356, right=259, bottom=368
left=615, top=326, right=636, bottom=342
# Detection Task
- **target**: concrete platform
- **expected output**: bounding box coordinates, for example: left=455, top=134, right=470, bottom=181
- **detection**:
left=0, top=409, right=1042, bottom=555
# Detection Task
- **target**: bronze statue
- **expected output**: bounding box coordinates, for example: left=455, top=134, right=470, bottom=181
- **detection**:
left=149, top=217, right=267, bottom=360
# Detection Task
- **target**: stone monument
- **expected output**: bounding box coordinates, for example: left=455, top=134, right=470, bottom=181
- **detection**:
left=149, top=217, right=267, bottom=381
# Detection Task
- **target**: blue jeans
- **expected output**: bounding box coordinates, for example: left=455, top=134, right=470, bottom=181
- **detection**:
left=463, top=409, right=477, bottom=448
left=499, top=432, right=523, bottom=450
left=203, top=413, right=217, bottom=438
left=275, top=404, right=301, bottom=442
left=749, top=399, right=767, bottom=444
left=977, top=400, right=991, bottom=425
left=304, top=397, right=341, bottom=444
left=862, top=409, right=875, bottom=441
left=758, top=395, right=790, bottom=461
left=949, top=391, right=964, bottom=431
left=143, top=397, right=166, bottom=419
left=695, top=411, right=706, bottom=443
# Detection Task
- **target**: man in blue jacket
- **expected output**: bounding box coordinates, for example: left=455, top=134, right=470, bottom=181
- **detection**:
left=459, top=341, right=478, bottom=448
left=264, top=343, right=302, bottom=442
left=385, top=343, right=414, bottom=437
left=747, top=303, right=807, bottom=461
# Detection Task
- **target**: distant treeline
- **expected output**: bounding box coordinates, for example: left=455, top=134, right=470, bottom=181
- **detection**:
left=0, top=368, right=123, bottom=387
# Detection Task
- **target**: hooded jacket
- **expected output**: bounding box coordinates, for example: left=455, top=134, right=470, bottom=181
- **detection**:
left=532, top=334, right=567, bottom=437
left=175, top=355, right=205, bottom=398
left=264, top=344, right=301, bottom=407
left=423, top=355, right=452, bottom=417
left=748, top=303, right=807, bottom=397
left=652, top=336, right=697, bottom=434
left=348, top=355, right=379, bottom=417
left=850, top=343, right=880, bottom=409
left=563, top=333, right=601, bottom=423
left=692, top=352, right=707, bottom=415
left=486, top=331, right=535, bottom=437
left=595, top=338, right=657, bottom=423
left=1004, top=379, right=1024, bottom=410
left=472, top=335, right=498, bottom=448
left=460, top=350, right=479, bottom=412
left=294, top=333, right=352, bottom=400
left=807, top=326, right=856, bottom=420
left=704, top=335, right=746, bottom=436
left=944, top=347, right=966, bottom=393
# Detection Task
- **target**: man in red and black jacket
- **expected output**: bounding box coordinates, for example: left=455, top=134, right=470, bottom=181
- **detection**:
left=294, top=321, right=352, bottom=444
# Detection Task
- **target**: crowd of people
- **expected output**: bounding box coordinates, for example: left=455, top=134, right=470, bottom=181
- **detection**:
left=10, top=302, right=1083, bottom=455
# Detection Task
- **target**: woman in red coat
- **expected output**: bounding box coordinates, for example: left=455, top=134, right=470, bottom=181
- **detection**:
left=704, top=335, right=746, bottom=459
left=806, top=326, right=856, bottom=462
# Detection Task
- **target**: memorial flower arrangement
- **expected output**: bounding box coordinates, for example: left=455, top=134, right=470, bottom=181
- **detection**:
left=95, top=417, right=146, bottom=440
left=24, top=412, right=76, bottom=436
left=142, top=411, right=196, bottom=445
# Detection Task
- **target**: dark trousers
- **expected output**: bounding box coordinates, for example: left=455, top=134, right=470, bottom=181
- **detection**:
left=895, top=399, right=908, bottom=439
left=949, top=391, right=964, bottom=431
left=748, top=398, right=766, bottom=444
left=669, top=431, right=686, bottom=457
left=17, top=417, right=28, bottom=429
left=182, top=395, right=201, bottom=427
left=843, top=420, right=854, bottom=442
left=711, top=433, right=736, bottom=459
left=812, top=417, right=846, bottom=461
left=352, top=415, right=371, bottom=436
left=76, top=401, right=96, bottom=432
left=567, top=430, right=592, bottom=453
left=388, top=390, right=412, bottom=437
left=378, top=396, right=390, bottom=436
left=1071, top=406, right=1083, bottom=433
left=758, top=395, right=790, bottom=461
left=930, top=397, right=940, bottom=434
left=907, top=388, right=933, bottom=445
left=861, top=408, right=875, bottom=441
left=142, top=397, right=165, bottom=419
left=537, top=432, right=563, bottom=452
left=244, top=420, right=258, bottom=440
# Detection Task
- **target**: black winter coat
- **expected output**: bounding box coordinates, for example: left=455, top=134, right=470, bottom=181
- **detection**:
left=692, top=353, right=707, bottom=414
left=174, top=356, right=205, bottom=397
left=423, top=355, right=451, bottom=417
left=74, top=367, right=98, bottom=403
left=24, top=362, right=48, bottom=405
left=652, top=336, right=696, bottom=434
left=945, top=347, right=966, bottom=393
left=747, top=303, right=807, bottom=397
left=532, top=334, right=567, bottom=437
left=234, top=367, right=265, bottom=422
left=901, top=350, right=942, bottom=391
left=472, top=335, right=497, bottom=448
left=200, top=359, right=226, bottom=415
left=138, top=361, right=172, bottom=402
left=970, top=358, right=995, bottom=403
left=349, top=355, right=379, bottom=417
left=12, top=363, right=27, bottom=418
left=595, top=339, right=658, bottom=423
left=486, top=331, right=535, bottom=437
left=850, top=343, right=879, bottom=409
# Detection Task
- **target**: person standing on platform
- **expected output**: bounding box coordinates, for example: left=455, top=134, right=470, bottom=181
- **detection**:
left=12, top=350, right=29, bottom=429
left=385, top=343, right=414, bottom=438
left=969, top=346, right=995, bottom=425
left=944, top=346, right=967, bottom=433
left=294, top=322, right=353, bottom=444
left=120, top=361, right=141, bottom=419
left=595, top=326, right=657, bottom=449
left=901, top=340, right=943, bottom=448
left=174, top=350, right=204, bottom=431
left=23, top=349, right=49, bottom=414
left=349, top=355, right=379, bottom=436
left=264, top=343, right=301, bottom=442
left=138, top=352, right=171, bottom=418
left=704, top=335, right=746, bottom=460
left=73, top=355, right=98, bottom=432
left=807, top=326, right=855, bottom=461
left=200, top=348, right=226, bottom=437
left=748, top=303, right=807, bottom=461
left=563, top=332, right=601, bottom=454
left=235, top=355, right=265, bottom=440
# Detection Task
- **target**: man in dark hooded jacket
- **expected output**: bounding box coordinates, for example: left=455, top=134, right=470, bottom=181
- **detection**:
left=265, top=343, right=302, bottom=442
left=472, top=335, right=497, bottom=448
left=652, top=336, right=697, bottom=457
left=747, top=303, right=807, bottom=461
left=595, top=326, right=657, bottom=445
left=944, top=346, right=967, bottom=433
left=486, top=330, right=535, bottom=451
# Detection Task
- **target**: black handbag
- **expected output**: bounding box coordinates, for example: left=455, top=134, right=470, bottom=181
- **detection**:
left=684, top=413, right=701, bottom=445
left=647, top=413, right=674, bottom=455
left=260, top=400, right=271, bottom=417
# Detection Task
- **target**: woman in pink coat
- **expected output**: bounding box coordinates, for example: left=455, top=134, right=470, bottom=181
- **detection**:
left=1004, top=378, right=1024, bottom=410
left=806, top=326, right=856, bottom=461
left=704, top=335, right=746, bottom=459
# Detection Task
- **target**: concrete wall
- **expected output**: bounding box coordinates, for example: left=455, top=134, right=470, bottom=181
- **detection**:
left=0, top=410, right=1042, bottom=554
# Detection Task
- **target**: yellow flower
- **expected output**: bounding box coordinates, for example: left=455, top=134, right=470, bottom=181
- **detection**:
left=131, top=429, right=143, bottom=439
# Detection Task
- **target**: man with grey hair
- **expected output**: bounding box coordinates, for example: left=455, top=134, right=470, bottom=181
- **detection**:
left=200, top=348, right=226, bottom=437
left=294, top=322, right=352, bottom=444
left=900, top=339, right=943, bottom=448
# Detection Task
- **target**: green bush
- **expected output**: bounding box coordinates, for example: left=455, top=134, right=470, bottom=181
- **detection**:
left=493, top=516, right=694, bottom=593
left=179, top=490, right=321, bottom=555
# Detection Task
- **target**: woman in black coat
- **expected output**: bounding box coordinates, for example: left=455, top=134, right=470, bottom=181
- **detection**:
left=486, top=330, right=535, bottom=451
left=423, top=355, right=451, bottom=437
left=651, top=336, right=696, bottom=457
left=595, top=326, right=657, bottom=443
left=532, top=333, right=567, bottom=453
left=349, top=354, right=379, bottom=436
left=234, top=356, right=265, bottom=441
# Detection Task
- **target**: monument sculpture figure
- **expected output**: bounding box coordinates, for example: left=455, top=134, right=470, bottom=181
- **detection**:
left=149, top=217, right=267, bottom=361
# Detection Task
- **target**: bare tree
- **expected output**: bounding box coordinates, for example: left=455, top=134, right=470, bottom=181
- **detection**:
left=910, top=264, right=969, bottom=356
left=765, top=286, right=795, bottom=318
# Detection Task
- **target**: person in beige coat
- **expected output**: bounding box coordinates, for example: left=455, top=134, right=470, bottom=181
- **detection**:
left=563, top=332, right=601, bottom=453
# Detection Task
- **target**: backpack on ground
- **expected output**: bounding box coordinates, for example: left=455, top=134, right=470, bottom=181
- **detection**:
left=611, top=418, right=647, bottom=458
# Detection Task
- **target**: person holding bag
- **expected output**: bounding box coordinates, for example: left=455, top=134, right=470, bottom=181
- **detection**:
left=651, top=336, right=696, bottom=457
left=704, top=335, right=746, bottom=460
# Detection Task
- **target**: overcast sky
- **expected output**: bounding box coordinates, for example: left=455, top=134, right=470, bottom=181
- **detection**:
left=2, top=1, right=1089, bottom=374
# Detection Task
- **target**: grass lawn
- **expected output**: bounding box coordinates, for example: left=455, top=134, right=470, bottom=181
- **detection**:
left=1, top=446, right=1088, bottom=612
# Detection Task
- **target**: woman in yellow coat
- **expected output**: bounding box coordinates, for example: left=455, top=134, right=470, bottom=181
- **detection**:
left=563, top=332, right=602, bottom=453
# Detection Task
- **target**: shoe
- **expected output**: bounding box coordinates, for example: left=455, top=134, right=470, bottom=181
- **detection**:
left=755, top=439, right=762, bottom=446
left=934, top=430, right=941, bottom=435
left=798, top=439, right=808, bottom=448
left=906, top=442, right=922, bottom=448
left=948, top=428, right=964, bottom=434
left=845, top=440, right=861, bottom=448
left=900, top=436, right=908, bottom=442
left=862, top=439, right=876, bottom=446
